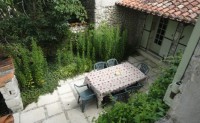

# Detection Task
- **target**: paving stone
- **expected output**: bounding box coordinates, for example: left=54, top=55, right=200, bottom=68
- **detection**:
left=133, top=62, right=140, bottom=67
left=37, top=90, right=59, bottom=106
left=147, top=70, right=157, bottom=78
left=134, top=55, right=147, bottom=61
left=57, top=84, right=72, bottom=95
left=148, top=78, right=155, bottom=86
left=149, top=75, right=158, bottom=82
left=152, top=67, right=161, bottom=73
left=71, top=79, right=85, bottom=86
left=128, top=56, right=139, bottom=64
left=23, top=102, right=37, bottom=111
left=13, top=113, right=20, bottom=123
left=73, top=74, right=87, bottom=80
left=84, top=101, right=103, bottom=123
left=46, top=102, right=63, bottom=117
left=42, top=113, right=69, bottom=123
left=58, top=80, right=66, bottom=86
left=69, top=79, right=86, bottom=92
left=67, top=108, right=88, bottom=123
left=21, top=107, right=45, bottom=123
left=60, top=92, right=78, bottom=110
left=144, top=59, right=157, bottom=68
left=66, top=78, right=75, bottom=83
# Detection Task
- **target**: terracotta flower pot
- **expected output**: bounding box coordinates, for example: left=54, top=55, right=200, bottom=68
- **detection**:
left=0, top=114, right=14, bottom=123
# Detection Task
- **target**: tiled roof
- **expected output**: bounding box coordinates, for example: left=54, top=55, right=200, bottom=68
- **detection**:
left=116, top=0, right=200, bottom=24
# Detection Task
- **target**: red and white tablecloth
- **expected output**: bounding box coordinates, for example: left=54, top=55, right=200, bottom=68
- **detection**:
left=84, top=62, right=147, bottom=105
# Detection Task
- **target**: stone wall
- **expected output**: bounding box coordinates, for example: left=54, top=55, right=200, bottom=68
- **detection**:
left=81, top=0, right=95, bottom=23
left=82, top=0, right=146, bottom=50
left=167, top=39, right=200, bottom=123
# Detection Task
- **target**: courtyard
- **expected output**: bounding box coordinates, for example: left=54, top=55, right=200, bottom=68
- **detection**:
left=13, top=54, right=161, bottom=123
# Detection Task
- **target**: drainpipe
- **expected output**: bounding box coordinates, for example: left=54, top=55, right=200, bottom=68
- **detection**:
left=164, top=16, right=200, bottom=106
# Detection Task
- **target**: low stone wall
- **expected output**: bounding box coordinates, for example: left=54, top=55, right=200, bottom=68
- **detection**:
left=0, top=57, right=23, bottom=113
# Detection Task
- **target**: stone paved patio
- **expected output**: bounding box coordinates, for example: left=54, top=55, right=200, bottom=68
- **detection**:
left=13, top=73, right=102, bottom=123
left=13, top=55, right=161, bottom=123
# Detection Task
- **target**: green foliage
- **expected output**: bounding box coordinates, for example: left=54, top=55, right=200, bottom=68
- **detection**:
left=55, top=37, right=93, bottom=79
left=31, top=39, right=47, bottom=87
left=74, top=23, right=128, bottom=61
left=0, top=0, right=88, bottom=107
left=14, top=44, right=34, bottom=89
left=54, top=0, right=87, bottom=22
left=2, top=40, right=47, bottom=89
left=55, top=23, right=127, bottom=79
left=0, top=0, right=87, bottom=57
left=95, top=54, right=182, bottom=123
left=21, top=66, right=59, bottom=106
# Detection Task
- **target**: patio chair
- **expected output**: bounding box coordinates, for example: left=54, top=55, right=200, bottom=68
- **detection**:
left=107, top=58, right=118, bottom=67
left=111, top=89, right=129, bottom=104
left=125, top=82, right=143, bottom=94
left=94, top=62, right=107, bottom=70
left=137, top=63, right=149, bottom=75
left=74, top=84, right=98, bottom=112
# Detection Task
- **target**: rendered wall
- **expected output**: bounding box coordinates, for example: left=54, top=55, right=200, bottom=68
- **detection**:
left=167, top=39, right=200, bottom=123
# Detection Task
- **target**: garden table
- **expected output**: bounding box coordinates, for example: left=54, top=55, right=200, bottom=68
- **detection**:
left=84, top=62, right=147, bottom=106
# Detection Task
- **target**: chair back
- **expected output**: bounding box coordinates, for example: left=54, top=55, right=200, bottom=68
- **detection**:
left=94, top=62, right=107, bottom=70
left=137, top=63, right=149, bottom=75
left=107, top=58, right=118, bottom=67
left=113, top=91, right=128, bottom=102
left=125, top=83, right=143, bottom=93
left=74, top=84, right=81, bottom=95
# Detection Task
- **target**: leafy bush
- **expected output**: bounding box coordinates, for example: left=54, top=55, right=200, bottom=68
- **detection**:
left=31, top=39, right=47, bottom=87
left=56, top=38, right=93, bottom=79
left=0, top=0, right=89, bottom=106
left=77, top=23, right=127, bottom=61
left=0, top=0, right=87, bottom=57
left=55, top=23, right=127, bottom=79
left=2, top=40, right=47, bottom=89
left=21, top=66, right=59, bottom=106
left=95, top=53, right=182, bottom=123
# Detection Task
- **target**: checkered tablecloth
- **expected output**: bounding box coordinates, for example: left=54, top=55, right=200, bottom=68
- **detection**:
left=84, top=62, right=147, bottom=105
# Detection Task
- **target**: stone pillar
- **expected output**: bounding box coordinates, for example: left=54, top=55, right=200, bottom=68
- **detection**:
left=0, top=57, right=23, bottom=113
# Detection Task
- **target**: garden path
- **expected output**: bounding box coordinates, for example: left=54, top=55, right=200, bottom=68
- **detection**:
left=12, top=54, right=161, bottom=123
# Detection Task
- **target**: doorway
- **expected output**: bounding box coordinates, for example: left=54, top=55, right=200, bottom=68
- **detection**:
left=149, top=18, right=169, bottom=55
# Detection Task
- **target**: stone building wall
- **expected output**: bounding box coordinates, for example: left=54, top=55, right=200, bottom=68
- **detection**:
left=82, top=0, right=146, bottom=50
left=81, top=0, right=95, bottom=23
left=168, top=38, right=200, bottom=123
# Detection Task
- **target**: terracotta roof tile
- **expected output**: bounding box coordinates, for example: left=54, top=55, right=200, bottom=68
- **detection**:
left=116, top=0, right=200, bottom=24
left=182, top=12, right=190, bottom=17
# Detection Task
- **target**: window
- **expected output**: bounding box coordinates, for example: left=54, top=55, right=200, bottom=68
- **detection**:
left=154, top=18, right=168, bottom=45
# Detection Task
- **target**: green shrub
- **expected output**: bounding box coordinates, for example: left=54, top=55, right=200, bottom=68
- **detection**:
left=68, top=23, right=127, bottom=62
left=2, top=40, right=47, bottom=89
left=95, top=54, right=182, bottom=123
left=14, top=45, right=34, bottom=89
left=21, top=66, right=59, bottom=106
left=31, top=39, right=47, bottom=87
